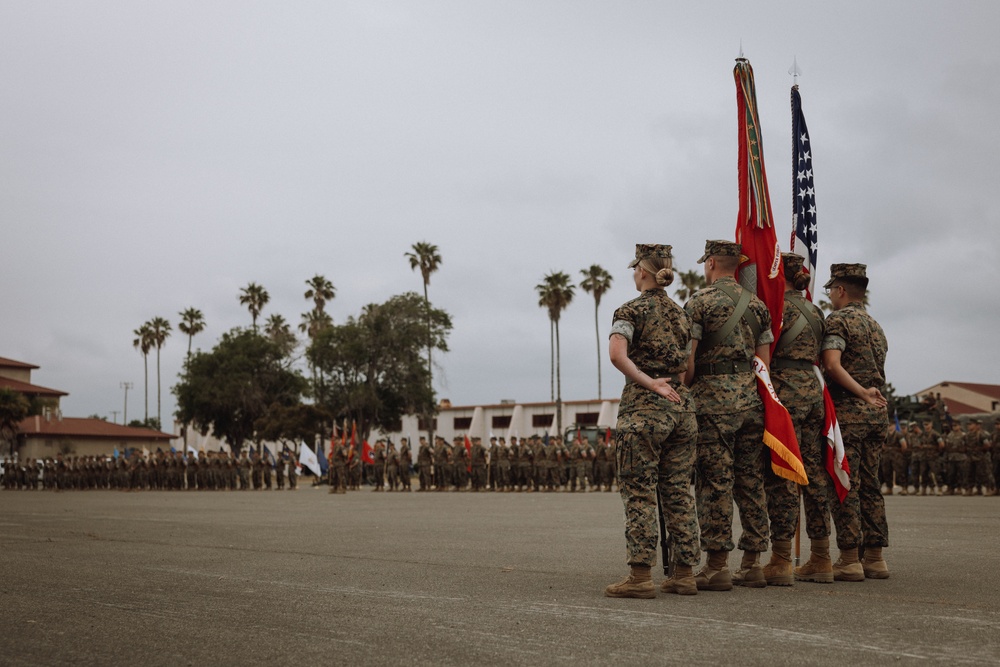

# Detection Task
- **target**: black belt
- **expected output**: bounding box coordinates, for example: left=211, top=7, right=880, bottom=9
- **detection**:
left=771, top=358, right=814, bottom=371
left=695, top=360, right=752, bottom=375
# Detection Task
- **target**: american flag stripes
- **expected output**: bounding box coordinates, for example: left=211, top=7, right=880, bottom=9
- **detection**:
left=790, top=86, right=818, bottom=300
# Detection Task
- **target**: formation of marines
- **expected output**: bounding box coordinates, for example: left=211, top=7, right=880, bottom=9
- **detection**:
left=323, top=434, right=618, bottom=494
left=1, top=449, right=300, bottom=491
left=881, top=418, right=996, bottom=496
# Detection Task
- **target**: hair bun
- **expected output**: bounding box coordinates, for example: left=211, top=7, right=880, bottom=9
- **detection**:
left=792, top=269, right=810, bottom=291
left=655, top=267, right=674, bottom=287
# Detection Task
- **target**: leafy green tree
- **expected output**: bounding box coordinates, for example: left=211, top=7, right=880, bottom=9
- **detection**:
left=254, top=403, right=330, bottom=455
left=309, top=292, right=452, bottom=444
left=148, top=316, right=171, bottom=429
left=536, top=272, right=575, bottom=433
left=580, top=264, right=613, bottom=399
left=405, top=242, right=443, bottom=440
left=178, top=308, right=206, bottom=358
left=132, top=322, right=154, bottom=421
left=174, top=329, right=305, bottom=454
left=0, top=388, right=31, bottom=456
left=239, top=282, right=270, bottom=331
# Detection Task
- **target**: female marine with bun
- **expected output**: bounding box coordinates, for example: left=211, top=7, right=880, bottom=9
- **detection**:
left=604, top=244, right=701, bottom=598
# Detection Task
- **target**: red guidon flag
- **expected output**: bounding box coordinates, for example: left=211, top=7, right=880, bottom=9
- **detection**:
left=733, top=57, right=806, bottom=485
left=816, top=368, right=850, bottom=501
left=362, top=440, right=374, bottom=465
left=464, top=434, right=472, bottom=473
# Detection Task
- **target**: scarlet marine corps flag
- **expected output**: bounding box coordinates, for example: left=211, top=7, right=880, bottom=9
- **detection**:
left=733, top=57, right=807, bottom=485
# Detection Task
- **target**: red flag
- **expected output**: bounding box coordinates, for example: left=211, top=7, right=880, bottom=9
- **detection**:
left=328, top=426, right=336, bottom=462
left=815, top=369, right=850, bottom=501
left=733, top=57, right=806, bottom=485
left=362, top=440, right=374, bottom=465
left=464, top=434, right=472, bottom=473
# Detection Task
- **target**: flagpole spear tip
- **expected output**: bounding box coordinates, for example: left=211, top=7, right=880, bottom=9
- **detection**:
left=788, top=56, right=803, bottom=87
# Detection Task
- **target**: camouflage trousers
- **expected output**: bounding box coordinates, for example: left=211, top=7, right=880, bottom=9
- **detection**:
left=832, top=421, right=889, bottom=550
left=419, top=464, right=432, bottom=490
left=943, top=454, right=969, bottom=491
left=696, top=408, right=769, bottom=553
left=969, top=454, right=995, bottom=491
left=909, top=451, right=936, bottom=490
left=615, top=409, right=700, bottom=568
left=881, top=449, right=907, bottom=489
left=767, top=400, right=831, bottom=542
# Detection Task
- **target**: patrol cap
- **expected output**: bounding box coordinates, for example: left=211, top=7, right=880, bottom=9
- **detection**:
left=823, top=263, right=868, bottom=289
left=697, top=239, right=742, bottom=264
left=781, top=252, right=806, bottom=275
left=628, top=243, right=673, bottom=268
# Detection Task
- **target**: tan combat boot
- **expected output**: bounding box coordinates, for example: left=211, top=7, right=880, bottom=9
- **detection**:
left=862, top=547, right=890, bottom=579
left=660, top=565, right=697, bottom=596
left=732, top=550, right=766, bottom=588
left=833, top=547, right=865, bottom=582
left=794, top=538, right=834, bottom=583
left=605, top=564, right=655, bottom=599
left=763, top=539, right=794, bottom=586
left=694, top=550, right=733, bottom=591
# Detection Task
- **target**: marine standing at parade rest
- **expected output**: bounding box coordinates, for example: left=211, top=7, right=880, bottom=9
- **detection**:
left=604, top=244, right=701, bottom=598
left=399, top=438, right=412, bottom=492
left=766, top=253, right=832, bottom=585
left=417, top=436, right=433, bottom=491
left=821, top=263, right=890, bottom=580
left=685, top=240, right=774, bottom=591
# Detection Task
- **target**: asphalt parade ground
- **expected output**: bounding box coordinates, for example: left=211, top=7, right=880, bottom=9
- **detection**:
left=2, top=486, right=999, bottom=666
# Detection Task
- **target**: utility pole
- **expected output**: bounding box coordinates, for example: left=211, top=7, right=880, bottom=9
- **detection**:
left=120, top=382, right=133, bottom=424
left=111, top=410, right=120, bottom=424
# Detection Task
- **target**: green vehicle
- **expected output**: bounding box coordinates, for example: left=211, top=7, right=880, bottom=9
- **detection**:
left=563, top=424, right=615, bottom=447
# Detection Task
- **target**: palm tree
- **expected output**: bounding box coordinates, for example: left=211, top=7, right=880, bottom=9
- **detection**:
left=178, top=308, right=205, bottom=358
left=299, top=307, right=333, bottom=340
left=536, top=271, right=575, bottom=434
left=405, top=242, right=443, bottom=442
left=148, top=316, right=171, bottom=429
left=132, top=323, right=154, bottom=422
left=265, top=314, right=297, bottom=355
left=579, top=265, right=613, bottom=399
left=304, top=275, right=336, bottom=312
left=674, top=268, right=706, bottom=303
left=239, top=282, right=270, bottom=331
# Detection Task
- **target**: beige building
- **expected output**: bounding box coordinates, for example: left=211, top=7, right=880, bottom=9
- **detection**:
left=1, top=355, right=176, bottom=460
left=916, top=381, right=1000, bottom=416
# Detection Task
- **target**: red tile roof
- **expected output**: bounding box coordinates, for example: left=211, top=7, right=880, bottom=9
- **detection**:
left=18, top=416, right=175, bottom=441
left=942, top=397, right=984, bottom=416
left=0, top=356, right=39, bottom=370
left=0, top=376, right=68, bottom=397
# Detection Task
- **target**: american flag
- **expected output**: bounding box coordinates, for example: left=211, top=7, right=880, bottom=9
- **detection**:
left=790, top=86, right=817, bottom=300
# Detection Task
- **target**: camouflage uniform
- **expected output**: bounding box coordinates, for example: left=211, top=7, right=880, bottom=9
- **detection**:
left=417, top=438, right=433, bottom=491
left=881, top=428, right=908, bottom=493
left=686, top=275, right=774, bottom=554
left=399, top=440, right=412, bottom=491
left=769, top=288, right=830, bottom=542
left=823, top=299, right=889, bottom=550
left=965, top=423, right=995, bottom=495
left=611, top=283, right=700, bottom=569
left=943, top=424, right=968, bottom=493
left=470, top=438, right=487, bottom=491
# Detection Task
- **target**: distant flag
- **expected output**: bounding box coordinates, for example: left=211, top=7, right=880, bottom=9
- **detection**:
left=464, top=434, right=472, bottom=473
left=604, top=427, right=611, bottom=445
left=790, top=85, right=818, bottom=301
left=141, top=446, right=150, bottom=460
left=733, top=57, right=806, bottom=486
left=170, top=446, right=176, bottom=454
left=362, top=440, right=374, bottom=465
left=113, top=447, right=120, bottom=459
left=263, top=442, right=277, bottom=467
left=298, top=442, right=323, bottom=477
left=894, top=412, right=902, bottom=432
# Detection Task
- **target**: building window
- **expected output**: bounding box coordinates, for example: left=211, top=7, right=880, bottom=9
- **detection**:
left=417, top=417, right=438, bottom=431
left=384, top=418, right=403, bottom=433
left=574, top=412, right=599, bottom=425
left=532, top=414, right=553, bottom=428
left=454, top=417, right=472, bottom=430
left=492, top=415, right=511, bottom=429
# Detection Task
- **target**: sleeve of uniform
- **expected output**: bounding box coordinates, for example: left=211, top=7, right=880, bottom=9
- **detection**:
left=822, top=310, right=848, bottom=351
left=684, top=295, right=703, bottom=341
left=754, top=299, right=775, bottom=347
left=610, top=303, right=635, bottom=343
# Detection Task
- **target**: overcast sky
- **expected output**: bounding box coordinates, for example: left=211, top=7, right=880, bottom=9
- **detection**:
left=2, top=1, right=998, bottom=426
